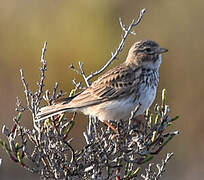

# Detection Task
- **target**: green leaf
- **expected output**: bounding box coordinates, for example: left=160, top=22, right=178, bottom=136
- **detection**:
left=131, top=167, right=141, bottom=177
left=16, top=112, right=22, bottom=122
left=69, top=89, right=76, bottom=97
left=65, top=121, right=75, bottom=134
left=17, top=152, right=23, bottom=163
left=15, top=143, right=19, bottom=151
left=171, top=115, right=179, bottom=122
left=162, top=134, right=175, bottom=147
left=45, top=118, right=52, bottom=127
left=145, top=108, right=150, bottom=117
left=4, top=141, right=11, bottom=154
left=148, top=114, right=154, bottom=128
left=0, top=139, right=4, bottom=146
left=125, top=170, right=132, bottom=178
left=124, top=167, right=141, bottom=179
left=58, top=113, right=65, bottom=122
left=151, top=131, right=157, bottom=142
left=154, top=114, right=160, bottom=124
left=167, top=122, right=173, bottom=127
left=140, top=155, right=154, bottom=164
left=162, top=89, right=167, bottom=107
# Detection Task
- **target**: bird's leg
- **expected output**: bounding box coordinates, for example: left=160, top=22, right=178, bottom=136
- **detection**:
left=104, top=120, right=119, bottom=134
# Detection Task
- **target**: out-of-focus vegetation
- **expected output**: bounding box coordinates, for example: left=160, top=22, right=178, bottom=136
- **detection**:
left=0, top=0, right=204, bottom=179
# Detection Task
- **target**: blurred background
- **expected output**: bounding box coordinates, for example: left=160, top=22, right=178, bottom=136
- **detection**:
left=0, top=0, right=204, bottom=179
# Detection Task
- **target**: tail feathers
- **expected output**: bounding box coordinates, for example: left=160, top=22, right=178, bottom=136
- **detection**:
left=35, top=103, right=74, bottom=122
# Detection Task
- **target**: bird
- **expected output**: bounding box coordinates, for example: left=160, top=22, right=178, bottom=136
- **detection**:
left=36, top=40, right=168, bottom=125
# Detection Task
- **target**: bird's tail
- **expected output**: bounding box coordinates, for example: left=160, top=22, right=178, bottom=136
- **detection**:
left=36, top=104, right=75, bottom=122
left=35, top=97, right=76, bottom=122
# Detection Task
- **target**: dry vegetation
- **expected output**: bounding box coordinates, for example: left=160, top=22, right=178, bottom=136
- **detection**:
left=0, top=9, right=179, bottom=180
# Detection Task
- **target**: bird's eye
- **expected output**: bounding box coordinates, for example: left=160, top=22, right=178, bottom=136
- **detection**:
left=145, top=48, right=152, bottom=52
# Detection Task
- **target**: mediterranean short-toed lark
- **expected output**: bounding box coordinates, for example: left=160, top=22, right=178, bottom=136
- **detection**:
left=37, top=40, right=168, bottom=123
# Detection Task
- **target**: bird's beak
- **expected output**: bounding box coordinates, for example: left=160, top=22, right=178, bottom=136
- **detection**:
left=157, top=47, right=168, bottom=54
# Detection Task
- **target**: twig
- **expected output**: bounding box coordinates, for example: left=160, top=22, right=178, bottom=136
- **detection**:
left=155, top=152, right=174, bottom=180
left=1, top=9, right=179, bottom=180
left=16, top=96, right=26, bottom=112
left=86, top=9, right=146, bottom=83
left=128, top=103, right=141, bottom=129
left=36, top=41, right=47, bottom=104
left=41, top=41, right=47, bottom=63
left=20, top=69, right=32, bottom=112
left=78, top=61, right=90, bottom=87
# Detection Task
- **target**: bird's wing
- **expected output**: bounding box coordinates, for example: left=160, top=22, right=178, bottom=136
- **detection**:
left=66, top=63, right=142, bottom=108
left=36, top=64, right=141, bottom=120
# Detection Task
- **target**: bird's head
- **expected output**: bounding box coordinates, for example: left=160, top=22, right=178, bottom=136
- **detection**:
left=125, top=40, right=168, bottom=70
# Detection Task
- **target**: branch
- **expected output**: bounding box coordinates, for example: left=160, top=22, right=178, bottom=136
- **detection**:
left=155, top=152, right=174, bottom=180
left=70, top=62, right=90, bottom=87
left=1, top=9, right=179, bottom=180
left=86, top=8, right=146, bottom=83
left=70, top=9, right=146, bottom=87
left=78, top=61, right=90, bottom=87
left=19, top=69, right=32, bottom=112
left=37, top=41, right=47, bottom=99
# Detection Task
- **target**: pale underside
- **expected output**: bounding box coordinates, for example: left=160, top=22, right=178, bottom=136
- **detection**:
left=80, top=84, right=157, bottom=121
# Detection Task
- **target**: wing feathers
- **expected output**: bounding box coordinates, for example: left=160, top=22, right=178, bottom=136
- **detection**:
left=36, top=63, right=141, bottom=121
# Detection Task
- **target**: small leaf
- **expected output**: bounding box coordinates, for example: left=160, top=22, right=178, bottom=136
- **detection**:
left=152, top=131, right=157, bottom=142
left=125, top=171, right=132, bottom=178
left=65, top=121, right=75, bottom=134
left=69, top=89, right=76, bottom=97
left=162, top=89, right=167, bottom=107
left=140, top=155, right=154, bottom=164
left=167, top=122, right=173, bottom=127
left=145, top=108, right=150, bottom=117
left=171, top=115, right=179, bottom=122
left=58, top=113, right=65, bottom=123
left=148, top=114, right=154, bottom=128
left=154, top=114, right=160, bottom=124
left=17, top=152, right=23, bottom=163
left=15, top=143, right=19, bottom=150
left=132, top=167, right=141, bottom=176
left=162, top=134, right=175, bottom=147
left=0, top=139, right=4, bottom=146
left=156, top=105, right=161, bottom=113
left=124, top=167, right=141, bottom=179
left=16, top=112, right=22, bottom=122
left=45, top=118, right=52, bottom=127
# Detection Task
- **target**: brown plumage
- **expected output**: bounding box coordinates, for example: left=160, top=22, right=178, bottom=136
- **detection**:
left=36, top=40, right=168, bottom=122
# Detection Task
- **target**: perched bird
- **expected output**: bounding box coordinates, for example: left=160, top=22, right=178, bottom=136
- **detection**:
left=36, top=40, right=168, bottom=124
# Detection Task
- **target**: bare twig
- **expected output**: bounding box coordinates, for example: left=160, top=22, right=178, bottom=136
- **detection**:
left=20, top=69, right=32, bottom=112
left=155, top=153, right=174, bottom=180
left=70, top=61, right=90, bottom=87
left=86, top=9, right=146, bottom=83
left=16, top=96, right=26, bottom=112
left=78, top=61, right=90, bottom=87
left=141, top=153, right=174, bottom=180
left=69, top=9, right=146, bottom=87
left=41, top=41, right=47, bottom=63
left=128, top=103, right=141, bottom=130
left=1, top=9, right=179, bottom=180
left=37, top=41, right=47, bottom=100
